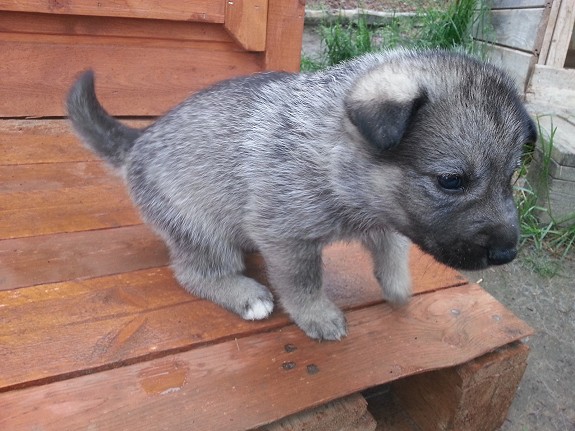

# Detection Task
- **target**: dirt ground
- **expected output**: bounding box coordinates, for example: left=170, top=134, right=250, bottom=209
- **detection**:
left=301, top=4, right=575, bottom=429
left=462, top=256, right=575, bottom=431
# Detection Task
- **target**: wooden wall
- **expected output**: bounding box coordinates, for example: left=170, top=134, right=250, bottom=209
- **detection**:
left=474, top=0, right=552, bottom=92
left=0, top=0, right=305, bottom=118
left=525, top=0, right=575, bottom=114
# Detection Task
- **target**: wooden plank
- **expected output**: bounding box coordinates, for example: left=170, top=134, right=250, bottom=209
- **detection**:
left=0, top=0, right=226, bottom=23
left=0, top=183, right=141, bottom=239
left=0, top=162, right=111, bottom=193
left=481, top=42, right=534, bottom=91
left=0, top=128, right=95, bottom=165
left=0, top=119, right=149, bottom=165
left=0, top=11, right=232, bottom=43
left=538, top=0, right=563, bottom=64
left=0, top=243, right=465, bottom=390
left=0, top=225, right=168, bottom=290
left=541, top=0, right=575, bottom=67
left=491, top=0, right=548, bottom=9
left=224, top=0, right=268, bottom=51
left=393, top=342, right=529, bottom=431
left=0, top=224, right=465, bottom=291
left=0, top=284, right=533, bottom=431
left=527, top=65, right=575, bottom=122
left=0, top=38, right=262, bottom=117
left=475, top=8, right=544, bottom=52
left=264, top=0, right=305, bottom=71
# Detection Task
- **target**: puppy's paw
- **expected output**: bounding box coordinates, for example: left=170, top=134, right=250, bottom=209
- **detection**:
left=291, top=299, right=347, bottom=341
left=241, top=296, right=274, bottom=320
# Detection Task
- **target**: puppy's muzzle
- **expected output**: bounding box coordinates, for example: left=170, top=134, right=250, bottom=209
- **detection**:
left=485, top=223, right=519, bottom=266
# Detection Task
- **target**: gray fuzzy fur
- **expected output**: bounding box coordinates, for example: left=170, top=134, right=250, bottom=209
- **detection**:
left=67, top=49, right=536, bottom=340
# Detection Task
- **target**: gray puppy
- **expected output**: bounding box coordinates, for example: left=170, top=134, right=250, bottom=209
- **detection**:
left=67, top=49, right=536, bottom=340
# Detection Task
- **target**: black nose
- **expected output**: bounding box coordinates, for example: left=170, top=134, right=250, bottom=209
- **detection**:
left=488, top=247, right=517, bottom=265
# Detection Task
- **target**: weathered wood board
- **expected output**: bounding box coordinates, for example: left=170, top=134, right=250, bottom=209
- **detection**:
left=475, top=8, right=545, bottom=52
left=539, top=0, right=575, bottom=67
left=527, top=64, right=575, bottom=117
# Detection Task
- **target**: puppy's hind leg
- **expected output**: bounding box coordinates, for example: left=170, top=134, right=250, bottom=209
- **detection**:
left=362, top=230, right=412, bottom=306
left=168, top=237, right=274, bottom=320
left=260, top=241, right=347, bottom=341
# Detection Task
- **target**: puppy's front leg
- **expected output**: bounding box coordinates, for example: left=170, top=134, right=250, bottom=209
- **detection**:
left=262, top=241, right=347, bottom=341
left=362, top=230, right=412, bottom=306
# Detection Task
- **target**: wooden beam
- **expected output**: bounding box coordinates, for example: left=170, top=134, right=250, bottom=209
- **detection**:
left=0, top=225, right=168, bottom=290
left=539, top=0, right=575, bottom=66
left=393, top=342, right=530, bottom=431
left=224, top=0, right=268, bottom=51
left=264, top=0, right=305, bottom=71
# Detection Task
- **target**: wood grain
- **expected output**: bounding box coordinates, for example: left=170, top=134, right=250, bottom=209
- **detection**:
left=0, top=11, right=232, bottom=43
left=0, top=131, right=94, bottom=165
left=224, top=0, right=268, bottom=51
left=0, top=242, right=465, bottom=389
left=264, top=0, right=305, bottom=71
left=0, top=284, right=533, bottom=431
left=0, top=183, right=141, bottom=239
left=0, top=225, right=168, bottom=290
left=393, top=342, right=530, bottom=431
left=543, top=0, right=575, bottom=67
left=0, top=0, right=226, bottom=23
left=0, top=38, right=261, bottom=117
left=0, top=119, right=148, bottom=165
left=476, top=8, right=545, bottom=52
left=527, top=64, right=575, bottom=119
left=1, top=162, right=111, bottom=193
left=255, top=393, right=377, bottom=431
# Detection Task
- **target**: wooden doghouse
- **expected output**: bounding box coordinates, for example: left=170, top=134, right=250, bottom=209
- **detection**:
left=474, top=0, right=575, bottom=225
left=1, top=2, right=533, bottom=430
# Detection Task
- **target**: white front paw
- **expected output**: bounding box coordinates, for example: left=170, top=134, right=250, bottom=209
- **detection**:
left=241, top=297, right=274, bottom=320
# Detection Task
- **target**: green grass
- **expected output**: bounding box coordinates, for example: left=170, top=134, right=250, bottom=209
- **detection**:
left=514, top=117, right=575, bottom=276
left=301, top=0, right=491, bottom=71
left=413, top=0, right=492, bottom=56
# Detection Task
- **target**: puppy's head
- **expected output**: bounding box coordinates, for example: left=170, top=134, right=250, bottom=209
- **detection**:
left=344, top=51, right=536, bottom=270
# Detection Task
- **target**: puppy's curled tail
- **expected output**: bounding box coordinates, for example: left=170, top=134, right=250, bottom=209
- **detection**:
left=67, top=70, right=142, bottom=168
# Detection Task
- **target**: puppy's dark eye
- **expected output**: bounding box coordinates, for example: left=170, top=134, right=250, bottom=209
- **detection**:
left=437, top=173, right=464, bottom=190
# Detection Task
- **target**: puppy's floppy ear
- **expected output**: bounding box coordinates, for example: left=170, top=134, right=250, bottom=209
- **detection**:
left=345, top=67, right=427, bottom=153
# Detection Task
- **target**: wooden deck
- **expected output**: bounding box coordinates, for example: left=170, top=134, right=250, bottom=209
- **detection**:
left=0, top=120, right=533, bottom=430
